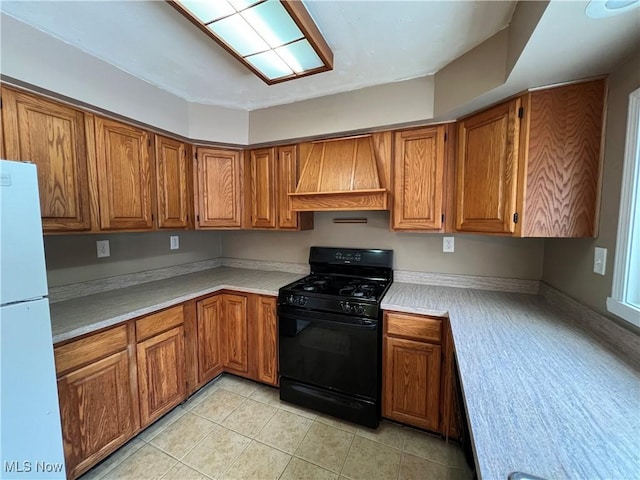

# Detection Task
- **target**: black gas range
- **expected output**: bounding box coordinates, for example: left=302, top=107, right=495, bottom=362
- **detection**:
left=278, top=246, right=393, bottom=428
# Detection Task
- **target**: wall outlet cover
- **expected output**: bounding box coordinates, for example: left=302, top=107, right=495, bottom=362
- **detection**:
left=443, top=236, right=455, bottom=253
left=593, top=247, right=607, bottom=275
left=170, top=236, right=179, bottom=250
left=96, top=240, right=110, bottom=258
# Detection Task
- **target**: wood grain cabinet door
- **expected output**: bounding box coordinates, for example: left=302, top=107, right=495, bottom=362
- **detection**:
left=1, top=87, right=91, bottom=232
left=456, top=99, right=521, bottom=234
left=196, top=296, right=224, bottom=384
left=250, top=147, right=277, bottom=228
left=255, top=296, right=278, bottom=386
left=392, top=126, right=445, bottom=230
left=137, top=326, right=186, bottom=427
left=57, top=350, right=137, bottom=479
left=155, top=135, right=190, bottom=229
left=195, top=148, right=243, bottom=228
left=94, top=117, right=153, bottom=230
left=382, top=336, right=442, bottom=432
left=222, top=294, right=249, bottom=375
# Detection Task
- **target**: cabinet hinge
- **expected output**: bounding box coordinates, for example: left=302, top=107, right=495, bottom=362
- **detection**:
left=0, top=97, right=3, bottom=109
left=195, top=152, right=198, bottom=160
left=513, top=212, right=519, bottom=224
left=441, top=214, right=445, bottom=223
left=197, top=214, right=200, bottom=222
left=151, top=213, right=154, bottom=221
left=444, top=132, right=448, bottom=142
left=518, top=107, right=524, bottom=119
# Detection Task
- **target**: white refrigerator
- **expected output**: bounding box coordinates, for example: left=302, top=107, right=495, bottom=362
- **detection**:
left=0, top=160, right=66, bottom=479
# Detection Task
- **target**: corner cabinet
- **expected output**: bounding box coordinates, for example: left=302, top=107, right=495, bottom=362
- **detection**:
left=154, top=135, right=191, bottom=229
left=456, top=78, right=606, bottom=237
left=194, top=147, right=243, bottom=229
left=382, top=312, right=443, bottom=432
left=1, top=86, right=92, bottom=232
left=392, top=125, right=447, bottom=231
left=247, top=145, right=313, bottom=230
left=54, top=325, right=139, bottom=480
left=94, top=117, right=154, bottom=230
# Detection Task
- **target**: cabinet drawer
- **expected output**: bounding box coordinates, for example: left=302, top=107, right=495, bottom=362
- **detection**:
left=385, top=312, right=442, bottom=343
left=55, top=325, right=128, bottom=376
left=136, top=305, right=184, bottom=342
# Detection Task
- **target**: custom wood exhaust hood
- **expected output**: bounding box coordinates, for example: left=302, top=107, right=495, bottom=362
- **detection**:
left=289, top=133, right=392, bottom=211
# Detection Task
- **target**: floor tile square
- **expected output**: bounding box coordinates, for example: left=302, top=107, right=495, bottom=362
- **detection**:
left=249, top=384, right=282, bottom=406
left=102, top=444, right=176, bottom=480
left=356, top=421, right=405, bottom=450
left=139, top=405, right=187, bottom=442
left=215, top=374, right=259, bottom=397
left=279, top=457, right=338, bottom=480
left=222, top=440, right=290, bottom=480
left=79, top=438, right=144, bottom=480
left=255, top=410, right=312, bottom=454
left=403, top=428, right=465, bottom=467
left=150, top=412, right=216, bottom=459
left=221, top=398, right=278, bottom=437
left=279, top=399, right=319, bottom=420
left=316, top=413, right=359, bottom=433
left=181, top=425, right=250, bottom=478
left=295, top=422, right=354, bottom=473
left=184, top=380, right=220, bottom=411
left=161, top=462, right=211, bottom=480
left=191, top=388, right=245, bottom=423
left=341, top=435, right=401, bottom=480
left=399, top=452, right=449, bottom=480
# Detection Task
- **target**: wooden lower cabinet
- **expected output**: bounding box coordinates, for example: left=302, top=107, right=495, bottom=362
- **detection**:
left=196, top=295, right=224, bottom=384
left=221, top=294, right=249, bottom=375
left=55, top=325, right=139, bottom=479
left=252, top=295, right=278, bottom=386
left=382, top=312, right=443, bottom=432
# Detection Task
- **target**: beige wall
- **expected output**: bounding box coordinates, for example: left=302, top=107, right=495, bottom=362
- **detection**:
left=248, top=77, right=435, bottom=144
left=542, top=53, right=640, bottom=316
left=222, top=211, right=545, bottom=279
left=44, top=231, right=222, bottom=287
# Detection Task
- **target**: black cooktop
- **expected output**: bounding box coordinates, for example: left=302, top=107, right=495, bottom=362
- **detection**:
left=287, top=274, right=389, bottom=301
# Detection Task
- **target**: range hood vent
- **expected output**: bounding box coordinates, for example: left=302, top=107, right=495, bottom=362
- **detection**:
left=289, top=134, right=391, bottom=211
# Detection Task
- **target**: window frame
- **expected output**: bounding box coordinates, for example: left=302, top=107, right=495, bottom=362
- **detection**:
left=607, top=87, right=640, bottom=327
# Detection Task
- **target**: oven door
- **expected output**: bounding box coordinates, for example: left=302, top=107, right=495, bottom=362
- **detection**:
left=278, top=305, right=380, bottom=400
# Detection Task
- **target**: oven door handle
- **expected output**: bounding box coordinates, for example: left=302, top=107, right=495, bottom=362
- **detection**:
left=278, top=309, right=378, bottom=329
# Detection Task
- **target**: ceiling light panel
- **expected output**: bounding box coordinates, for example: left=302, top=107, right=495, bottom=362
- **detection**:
left=169, top=0, right=334, bottom=84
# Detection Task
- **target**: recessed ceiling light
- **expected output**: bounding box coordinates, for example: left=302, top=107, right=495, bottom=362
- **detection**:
left=168, top=0, right=333, bottom=84
left=586, top=0, right=640, bottom=18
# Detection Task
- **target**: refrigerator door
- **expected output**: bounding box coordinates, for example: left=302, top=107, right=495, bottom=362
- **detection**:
left=0, top=298, right=65, bottom=479
left=0, top=160, right=48, bottom=305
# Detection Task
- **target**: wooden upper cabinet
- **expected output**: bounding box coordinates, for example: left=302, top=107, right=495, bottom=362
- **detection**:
left=518, top=79, right=606, bottom=237
left=278, top=145, right=313, bottom=230
left=155, top=135, right=190, bottom=229
left=94, top=117, right=153, bottom=230
left=249, top=147, right=277, bottom=228
left=1, top=87, right=91, bottom=232
left=195, top=147, right=243, bottom=229
left=456, top=98, right=521, bottom=234
left=392, top=126, right=446, bottom=231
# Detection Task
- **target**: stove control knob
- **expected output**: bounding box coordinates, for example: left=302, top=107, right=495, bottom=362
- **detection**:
left=287, top=295, right=295, bottom=304
left=355, top=305, right=366, bottom=315
left=299, top=296, right=308, bottom=305
left=340, top=301, right=352, bottom=313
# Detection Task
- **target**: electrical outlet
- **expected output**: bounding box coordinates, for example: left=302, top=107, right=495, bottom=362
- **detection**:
left=96, top=240, right=110, bottom=258
left=443, top=236, right=455, bottom=253
left=170, top=235, right=179, bottom=250
left=593, top=247, right=607, bottom=275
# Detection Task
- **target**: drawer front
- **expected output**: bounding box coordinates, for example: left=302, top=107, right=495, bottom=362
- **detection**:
left=136, top=305, right=184, bottom=342
left=54, top=324, right=128, bottom=375
left=385, top=312, right=442, bottom=343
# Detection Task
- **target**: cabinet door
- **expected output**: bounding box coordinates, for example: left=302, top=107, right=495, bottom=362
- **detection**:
left=276, top=145, right=313, bottom=230
left=456, top=99, right=520, bottom=233
left=250, top=147, right=277, bottom=228
left=196, top=296, right=223, bottom=384
left=195, top=148, right=243, bottom=228
left=255, top=296, right=278, bottom=386
left=392, top=126, right=445, bottom=230
left=155, top=135, right=189, bottom=229
left=57, top=350, right=138, bottom=479
left=383, top=336, right=441, bottom=431
left=137, top=326, right=186, bottom=427
left=1, top=87, right=91, bottom=232
left=95, top=117, right=153, bottom=230
left=222, top=294, right=249, bottom=375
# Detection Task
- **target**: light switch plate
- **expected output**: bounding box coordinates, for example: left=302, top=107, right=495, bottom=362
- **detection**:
left=170, top=235, right=179, bottom=250
left=593, top=247, right=607, bottom=275
left=96, top=240, right=110, bottom=258
left=443, top=236, right=455, bottom=253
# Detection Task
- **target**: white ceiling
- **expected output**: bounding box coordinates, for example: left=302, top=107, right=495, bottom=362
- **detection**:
left=0, top=0, right=517, bottom=110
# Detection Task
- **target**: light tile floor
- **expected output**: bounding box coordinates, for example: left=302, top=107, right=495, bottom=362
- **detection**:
left=80, top=374, right=473, bottom=480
